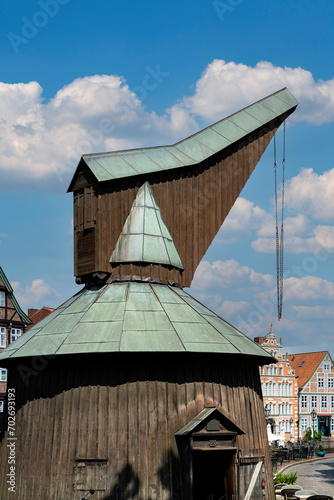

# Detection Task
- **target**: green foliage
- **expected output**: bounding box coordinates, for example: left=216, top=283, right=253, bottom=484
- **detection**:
left=317, top=444, right=324, bottom=452
left=303, top=427, right=322, bottom=442
left=274, top=471, right=298, bottom=485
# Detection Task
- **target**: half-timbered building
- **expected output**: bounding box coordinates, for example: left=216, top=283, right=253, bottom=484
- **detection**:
left=0, top=266, right=31, bottom=431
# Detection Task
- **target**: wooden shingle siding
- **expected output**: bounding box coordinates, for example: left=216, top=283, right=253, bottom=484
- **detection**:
left=0, top=354, right=273, bottom=499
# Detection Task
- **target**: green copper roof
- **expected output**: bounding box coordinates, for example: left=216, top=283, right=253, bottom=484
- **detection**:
left=0, top=282, right=273, bottom=363
left=68, top=87, right=298, bottom=190
left=110, top=182, right=184, bottom=269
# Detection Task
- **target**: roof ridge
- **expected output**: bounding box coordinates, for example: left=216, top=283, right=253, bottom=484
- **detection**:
left=68, top=87, right=298, bottom=191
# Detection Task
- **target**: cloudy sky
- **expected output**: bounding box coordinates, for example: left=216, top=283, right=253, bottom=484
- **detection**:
left=1, top=0, right=334, bottom=354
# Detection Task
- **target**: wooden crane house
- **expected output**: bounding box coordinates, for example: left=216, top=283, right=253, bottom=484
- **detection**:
left=0, top=88, right=298, bottom=499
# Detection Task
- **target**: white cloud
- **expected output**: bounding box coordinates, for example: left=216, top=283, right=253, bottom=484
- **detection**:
left=285, top=168, right=334, bottom=221
left=171, top=59, right=334, bottom=124
left=191, top=259, right=274, bottom=292
left=11, top=279, right=60, bottom=309
left=0, top=74, right=196, bottom=188
left=2, top=61, right=334, bottom=189
left=217, top=197, right=271, bottom=244
left=257, top=275, right=334, bottom=303
left=219, top=300, right=249, bottom=317
left=292, top=305, right=334, bottom=319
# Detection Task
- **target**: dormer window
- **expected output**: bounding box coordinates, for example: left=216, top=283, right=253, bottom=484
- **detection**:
left=0, top=291, right=5, bottom=307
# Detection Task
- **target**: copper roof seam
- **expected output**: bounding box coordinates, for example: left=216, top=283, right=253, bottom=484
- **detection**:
left=226, top=118, right=248, bottom=134
left=274, top=93, right=298, bottom=107
left=142, top=151, right=164, bottom=170
left=190, top=138, right=217, bottom=153
left=243, top=109, right=265, bottom=125
left=116, top=154, right=141, bottom=174
left=164, top=148, right=187, bottom=166
left=158, top=289, right=188, bottom=351
left=90, top=157, right=117, bottom=179
left=154, top=205, right=172, bottom=267
left=172, top=146, right=197, bottom=163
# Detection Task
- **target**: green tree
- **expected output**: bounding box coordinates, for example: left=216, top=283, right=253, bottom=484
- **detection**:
left=303, top=427, right=322, bottom=442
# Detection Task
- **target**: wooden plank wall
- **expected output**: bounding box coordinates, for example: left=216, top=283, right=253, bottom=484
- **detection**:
left=73, top=124, right=279, bottom=285
left=0, top=354, right=274, bottom=499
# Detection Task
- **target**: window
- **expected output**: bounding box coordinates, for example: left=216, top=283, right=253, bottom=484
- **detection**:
left=289, top=404, right=292, bottom=415
left=268, top=366, right=273, bottom=376
left=0, top=369, right=7, bottom=382
left=331, top=396, right=334, bottom=409
left=0, top=291, right=5, bottom=307
left=322, top=396, right=327, bottom=408
left=301, top=418, right=308, bottom=432
left=301, top=396, right=307, bottom=409
left=289, top=383, right=292, bottom=396
left=311, top=396, right=317, bottom=408
left=274, top=367, right=277, bottom=375
left=0, top=327, right=6, bottom=348
left=331, top=418, right=334, bottom=433
left=272, top=404, right=276, bottom=415
left=10, top=328, right=21, bottom=343
left=324, top=363, right=330, bottom=371
left=279, top=367, right=283, bottom=375
left=260, top=366, right=264, bottom=375
left=0, top=401, right=3, bottom=413
left=278, top=383, right=281, bottom=396
left=318, top=377, right=324, bottom=388
left=268, top=383, right=272, bottom=396
left=273, top=383, right=276, bottom=396
left=329, top=378, right=334, bottom=388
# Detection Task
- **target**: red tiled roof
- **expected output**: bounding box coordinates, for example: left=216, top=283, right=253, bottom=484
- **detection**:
left=288, top=351, right=327, bottom=388
left=26, top=307, right=54, bottom=330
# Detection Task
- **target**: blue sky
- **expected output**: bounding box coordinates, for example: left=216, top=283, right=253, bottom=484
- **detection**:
left=1, top=0, right=334, bottom=354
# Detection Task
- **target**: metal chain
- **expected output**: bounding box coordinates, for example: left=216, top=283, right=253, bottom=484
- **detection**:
left=279, top=121, right=286, bottom=319
left=274, top=134, right=280, bottom=319
left=274, top=122, right=286, bottom=320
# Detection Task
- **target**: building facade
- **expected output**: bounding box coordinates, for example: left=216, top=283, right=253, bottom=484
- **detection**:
left=289, top=351, right=334, bottom=439
left=0, top=266, right=31, bottom=430
left=255, top=326, right=298, bottom=443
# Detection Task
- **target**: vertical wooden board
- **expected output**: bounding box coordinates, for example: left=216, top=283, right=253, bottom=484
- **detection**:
left=97, top=366, right=108, bottom=460
left=191, top=173, right=199, bottom=288
left=238, top=363, right=254, bottom=451
left=137, top=376, right=149, bottom=499
left=117, top=380, right=128, bottom=499
left=126, top=369, right=139, bottom=494
left=147, top=377, right=159, bottom=500
left=49, top=367, right=67, bottom=499
left=156, top=362, right=169, bottom=498
left=106, top=367, right=119, bottom=495
left=35, top=372, right=53, bottom=499
left=211, top=356, right=223, bottom=410
left=20, top=373, right=38, bottom=498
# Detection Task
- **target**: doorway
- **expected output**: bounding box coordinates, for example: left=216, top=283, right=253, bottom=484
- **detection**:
left=318, top=417, right=331, bottom=437
left=192, top=450, right=235, bottom=500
